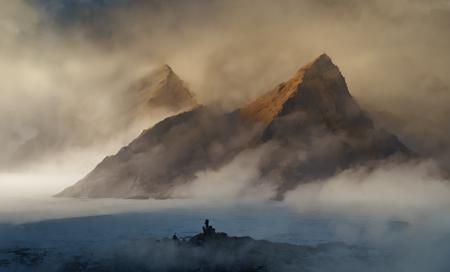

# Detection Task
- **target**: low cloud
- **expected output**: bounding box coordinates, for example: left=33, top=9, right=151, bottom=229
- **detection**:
left=172, top=144, right=277, bottom=202
left=285, top=159, right=449, bottom=213
left=3, top=0, right=450, bottom=173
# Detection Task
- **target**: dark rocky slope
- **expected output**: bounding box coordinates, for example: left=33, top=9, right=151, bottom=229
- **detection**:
left=57, top=108, right=260, bottom=198
left=57, top=54, right=412, bottom=199
left=241, top=54, right=412, bottom=195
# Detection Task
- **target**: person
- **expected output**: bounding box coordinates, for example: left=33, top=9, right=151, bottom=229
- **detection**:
left=202, top=219, right=210, bottom=233
left=202, top=219, right=216, bottom=236
left=172, top=233, right=178, bottom=241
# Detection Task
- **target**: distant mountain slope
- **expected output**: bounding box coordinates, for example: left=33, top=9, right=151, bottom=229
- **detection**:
left=57, top=55, right=412, bottom=199
left=4, top=64, right=196, bottom=171
left=126, top=64, right=198, bottom=117
left=56, top=108, right=260, bottom=198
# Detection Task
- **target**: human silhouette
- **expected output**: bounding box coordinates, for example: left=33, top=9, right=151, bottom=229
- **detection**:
left=202, top=219, right=216, bottom=236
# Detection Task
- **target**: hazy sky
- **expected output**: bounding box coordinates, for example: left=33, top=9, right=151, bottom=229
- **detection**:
left=1, top=0, right=450, bottom=171
left=2, top=5, right=450, bottom=271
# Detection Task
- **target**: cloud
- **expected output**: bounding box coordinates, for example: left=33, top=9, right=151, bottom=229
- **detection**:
left=279, top=158, right=450, bottom=272
left=2, top=0, right=450, bottom=195
left=284, top=159, right=450, bottom=218
left=172, top=144, right=277, bottom=202
left=0, top=1, right=179, bottom=171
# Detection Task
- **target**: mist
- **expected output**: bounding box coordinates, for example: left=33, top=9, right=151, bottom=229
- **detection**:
left=2, top=1, right=450, bottom=271
left=2, top=0, right=450, bottom=173
left=3, top=154, right=450, bottom=271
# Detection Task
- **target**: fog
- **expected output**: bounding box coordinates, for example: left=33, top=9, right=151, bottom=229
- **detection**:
left=2, top=0, right=450, bottom=173
left=1, top=1, right=450, bottom=270
left=286, top=160, right=449, bottom=214
left=0, top=0, right=177, bottom=171
left=2, top=157, right=450, bottom=271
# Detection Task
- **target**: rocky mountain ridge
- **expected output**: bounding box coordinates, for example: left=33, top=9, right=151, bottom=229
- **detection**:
left=57, top=54, right=412, bottom=199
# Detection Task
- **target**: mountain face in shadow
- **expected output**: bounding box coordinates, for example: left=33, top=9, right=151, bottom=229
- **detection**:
left=241, top=54, right=412, bottom=196
left=57, top=108, right=258, bottom=198
left=57, top=54, right=412, bottom=199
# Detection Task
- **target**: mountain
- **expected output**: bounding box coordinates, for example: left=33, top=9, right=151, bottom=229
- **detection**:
left=56, top=107, right=258, bottom=198
left=125, top=64, right=198, bottom=119
left=56, top=54, right=412, bottom=199
left=117, top=64, right=198, bottom=133
left=2, top=64, right=197, bottom=171
left=241, top=54, right=411, bottom=195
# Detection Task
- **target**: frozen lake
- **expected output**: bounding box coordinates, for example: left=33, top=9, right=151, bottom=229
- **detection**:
left=0, top=197, right=344, bottom=248
left=2, top=172, right=450, bottom=271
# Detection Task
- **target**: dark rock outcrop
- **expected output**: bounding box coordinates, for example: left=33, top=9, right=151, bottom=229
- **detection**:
left=2, top=220, right=378, bottom=272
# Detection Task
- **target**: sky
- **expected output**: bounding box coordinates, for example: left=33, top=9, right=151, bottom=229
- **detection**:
left=0, top=0, right=450, bottom=192
left=1, top=3, right=450, bottom=270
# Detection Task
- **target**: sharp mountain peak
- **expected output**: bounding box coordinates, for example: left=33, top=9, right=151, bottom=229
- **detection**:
left=240, top=53, right=353, bottom=124
left=153, top=64, right=175, bottom=77
left=125, top=64, right=198, bottom=120
left=57, top=54, right=412, bottom=200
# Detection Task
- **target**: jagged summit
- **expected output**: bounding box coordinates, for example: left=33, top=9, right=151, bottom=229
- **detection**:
left=240, top=53, right=354, bottom=124
left=149, top=64, right=178, bottom=79
left=310, top=53, right=333, bottom=66
left=130, top=64, right=198, bottom=114
left=137, top=64, right=197, bottom=109
left=151, top=64, right=181, bottom=83
left=158, top=64, right=174, bottom=74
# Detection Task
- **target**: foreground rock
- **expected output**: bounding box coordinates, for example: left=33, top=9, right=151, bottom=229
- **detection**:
left=0, top=220, right=378, bottom=272
left=57, top=54, right=412, bottom=199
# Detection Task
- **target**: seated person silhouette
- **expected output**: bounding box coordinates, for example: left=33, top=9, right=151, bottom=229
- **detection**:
left=202, top=219, right=216, bottom=236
